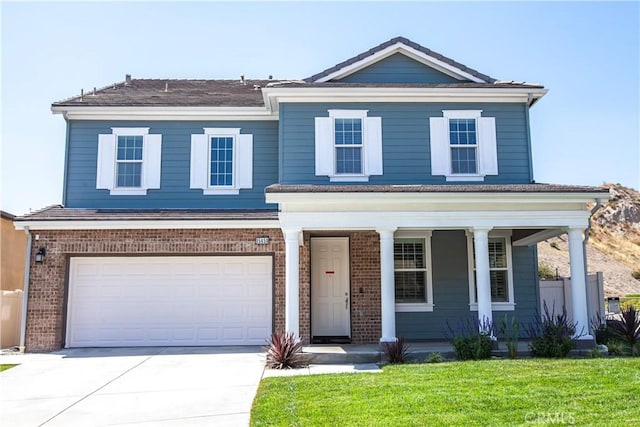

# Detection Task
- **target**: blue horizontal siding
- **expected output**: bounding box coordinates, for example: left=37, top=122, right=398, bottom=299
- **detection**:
left=337, top=53, right=464, bottom=84
left=279, top=102, right=532, bottom=185
left=396, top=231, right=540, bottom=340
left=65, top=120, right=278, bottom=209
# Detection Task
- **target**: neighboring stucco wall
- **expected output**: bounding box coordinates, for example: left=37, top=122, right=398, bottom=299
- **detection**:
left=1, top=214, right=27, bottom=291
left=24, top=228, right=285, bottom=352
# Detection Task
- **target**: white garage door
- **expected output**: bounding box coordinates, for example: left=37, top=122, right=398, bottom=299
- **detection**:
left=66, top=256, right=272, bottom=347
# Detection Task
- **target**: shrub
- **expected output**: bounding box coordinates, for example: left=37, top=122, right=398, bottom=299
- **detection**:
left=631, top=270, right=640, bottom=281
left=606, top=340, right=626, bottom=356
left=609, top=305, right=640, bottom=352
left=590, top=313, right=614, bottom=345
left=382, top=337, right=411, bottom=364
left=538, top=262, right=557, bottom=280
left=446, top=317, right=494, bottom=361
left=498, top=314, right=520, bottom=359
left=527, top=303, right=578, bottom=358
left=264, top=331, right=306, bottom=369
left=589, top=347, right=605, bottom=358
left=550, top=241, right=560, bottom=250
left=426, top=352, right=444, bottom=363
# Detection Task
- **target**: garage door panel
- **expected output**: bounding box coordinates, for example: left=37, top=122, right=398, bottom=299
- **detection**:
left=67, top=256, right=272, bottom=347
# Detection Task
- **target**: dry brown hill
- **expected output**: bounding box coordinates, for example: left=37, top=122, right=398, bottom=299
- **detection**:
left=537, top=183, right=640, bottom=297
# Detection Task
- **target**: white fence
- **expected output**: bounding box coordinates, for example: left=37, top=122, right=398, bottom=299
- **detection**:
left=1, top=290, right=23, bottom=348
left=539, top=272, right=605, bottom=324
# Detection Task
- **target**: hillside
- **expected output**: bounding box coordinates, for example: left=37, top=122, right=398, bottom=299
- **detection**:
left=537, top=183, right=640, bottom=297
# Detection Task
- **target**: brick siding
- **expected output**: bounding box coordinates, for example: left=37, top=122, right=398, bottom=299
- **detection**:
left=25, top=228, right=382, bottom=352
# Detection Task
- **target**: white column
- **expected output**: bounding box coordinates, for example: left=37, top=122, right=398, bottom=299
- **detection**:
left=473, top=228, right=493, bottom=332
left=377, top=227, right=397, bottom=343
left=283, top=228, right=301, bottom=338
left=568, top=228, right=592, bottom=340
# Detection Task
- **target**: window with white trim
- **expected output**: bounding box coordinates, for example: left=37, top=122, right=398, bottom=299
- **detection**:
left=467, top=231, right=515, bottom=311
left=429, top=110, right=497, bottom=181
left=315, top=110, right=383, bottom=182
left=394, top=232, right=434, bottom=312
left=190, top=128, right=253, bottom=195
left=96, top=127, right=162, bottom=195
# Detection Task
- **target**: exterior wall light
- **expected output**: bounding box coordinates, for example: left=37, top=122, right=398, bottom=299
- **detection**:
left=35, top=247, right=46, bottom=263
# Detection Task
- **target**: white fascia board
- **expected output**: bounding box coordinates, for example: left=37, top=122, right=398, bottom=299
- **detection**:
left=277, top=210, right=591, bottom=231
left=262, top=87, right=548, bottom=110
left=13, top=219, right=281, bottom=231
left=266, top=191, right=607, bottom=211
left=51, top=106, right=278, bottom=121
left=314, top=42, right=486, bottom=83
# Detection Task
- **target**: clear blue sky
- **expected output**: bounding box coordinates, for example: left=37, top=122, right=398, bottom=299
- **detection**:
left=2, top=1, right=638, bottom=215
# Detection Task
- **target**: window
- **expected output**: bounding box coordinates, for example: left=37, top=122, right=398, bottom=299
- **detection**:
left=210, top=136, right=234, bottom=186
left=315, top=110, right=382, bottom=182
left=335, top=118, right=363, bottom=174
left=96, top=128, right=162, bottom=195
left=449, top=118, right=477, bottom=174
left=467, top=231, right=515, bottom=311
left=116, top=135, right=143, bottom=188
left=394, top=232, right=433, bottom=312
left=429, top=110, right=497, bottom=181
left=190, top=128, right=253, bottom=195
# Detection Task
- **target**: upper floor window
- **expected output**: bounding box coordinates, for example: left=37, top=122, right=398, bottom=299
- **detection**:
left=430, top=110, right=497, bottom=182
left=467, top=230, right=515, bottom=311
left=394, top=232, right=434, bottom=312
left=190, top=128, right=253, bottom=195
left=96, top=128, right=162, bottom=195
left=315, top=110, right=382, bottom=182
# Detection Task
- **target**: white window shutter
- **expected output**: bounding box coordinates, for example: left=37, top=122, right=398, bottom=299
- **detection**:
left=144, top=134, right=162, bottom=189
left=190, top=134, right=209, bottom=189
left=315, top=117, right=333, bottom=176
left=429, top=117, right=449, bottom=176
left=96, top=134, right=116, bottom=189
left=478, top=117, right=498, bottom=175
left=364, top=117, right=383, bottom=176
left=235, top=134, right=253, bottom=189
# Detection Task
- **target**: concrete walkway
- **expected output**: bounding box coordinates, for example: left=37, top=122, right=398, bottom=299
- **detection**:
left=0, top=347, right=265, bottom=427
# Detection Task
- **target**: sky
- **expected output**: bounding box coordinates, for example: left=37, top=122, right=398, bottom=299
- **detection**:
left=1, top=1, right=639, bottom=215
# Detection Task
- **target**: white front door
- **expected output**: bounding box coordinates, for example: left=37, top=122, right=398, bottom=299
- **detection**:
left=311, top=237, right=350, bottom=337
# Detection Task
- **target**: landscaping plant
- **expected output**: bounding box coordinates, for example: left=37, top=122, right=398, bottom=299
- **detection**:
left=426, top=352, right=444, bottom=363
left=382, top=337, right=411, bottom=364
left=498, top=314, right=520, bottom=359
left=446, top=317, right=494, bottom=360
left=609, top=305, right=640, bottom=356
left=264, top=331, right=306, bottom=369
left=527, top=303, right=578, bottom=358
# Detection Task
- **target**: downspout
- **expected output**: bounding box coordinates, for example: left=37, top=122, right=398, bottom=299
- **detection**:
left=19, top=227, right=32, bottom=352
left=583, top=199, right=603, bottom=328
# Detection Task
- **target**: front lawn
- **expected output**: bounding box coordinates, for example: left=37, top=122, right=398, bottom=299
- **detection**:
left=251, top=358, right=640, bottom=426
left=0, top=364, right=17, bottom=372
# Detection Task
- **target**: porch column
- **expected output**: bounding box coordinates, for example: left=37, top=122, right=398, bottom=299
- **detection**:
left=568, top=228, right=592, bottom=340
left=377, top=227, right=397, bottom=342
left=283, top=228, right=302, bottom=338
left=473, top=227, right=493, bottom=332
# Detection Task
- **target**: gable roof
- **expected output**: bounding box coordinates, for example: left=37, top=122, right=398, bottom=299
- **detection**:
left=305, top=36, right=496, bottom=84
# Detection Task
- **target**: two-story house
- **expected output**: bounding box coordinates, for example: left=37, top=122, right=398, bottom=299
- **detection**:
left=15, top=37, right=608, bottom=352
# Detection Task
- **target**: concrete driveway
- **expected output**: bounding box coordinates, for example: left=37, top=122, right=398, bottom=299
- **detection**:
left=0, top=347, right=266, bottom=427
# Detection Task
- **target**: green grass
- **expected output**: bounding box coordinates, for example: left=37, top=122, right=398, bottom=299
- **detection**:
left=251, top=358, right=640, bottom=426
left=0, top=364, right=17, bottom=372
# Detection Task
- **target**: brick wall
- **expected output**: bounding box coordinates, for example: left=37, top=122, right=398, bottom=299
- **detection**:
left=25, top=228, right=285, bottom=352
left=300, top=232, right=382, bottom=344
left=26, top=228, right=382, bottom=352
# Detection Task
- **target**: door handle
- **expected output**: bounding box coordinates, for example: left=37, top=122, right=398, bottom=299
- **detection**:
left=345, top=293, right=349, bottom=310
